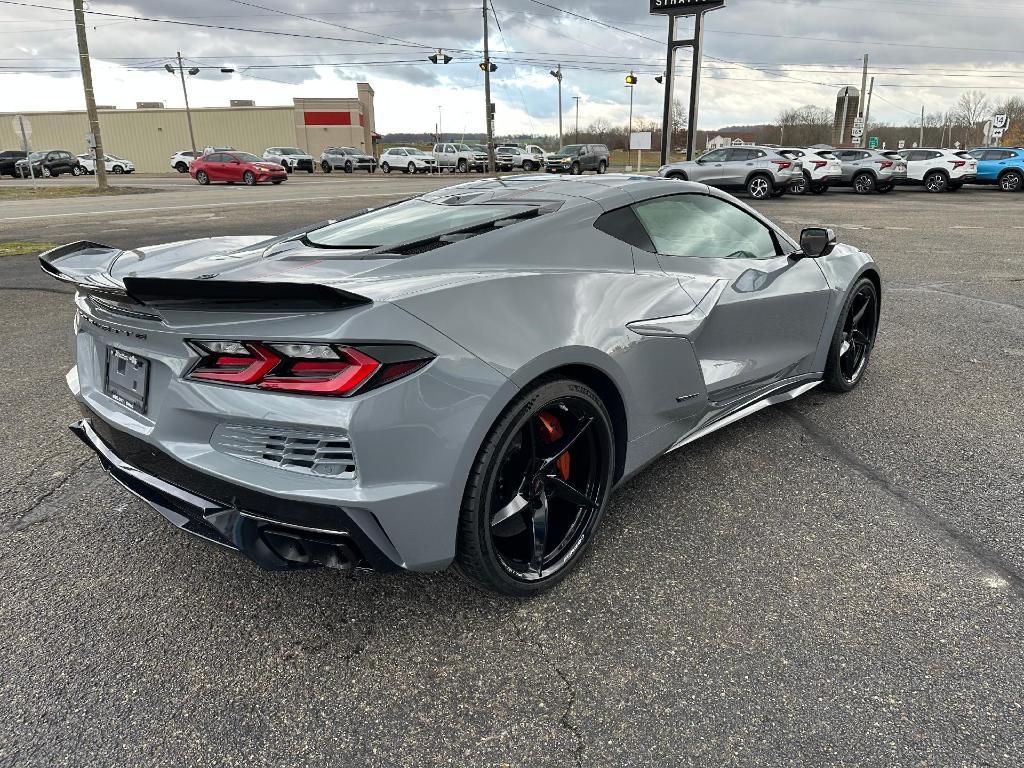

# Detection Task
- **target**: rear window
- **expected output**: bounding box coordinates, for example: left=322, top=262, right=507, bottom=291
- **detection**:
left=305, top=200, right=535, bottom=249
left=815, top=151, right=837, bottom=159
left=881, top=151, right=904, bottom=160
left=955, top=151, right=974, bottom=160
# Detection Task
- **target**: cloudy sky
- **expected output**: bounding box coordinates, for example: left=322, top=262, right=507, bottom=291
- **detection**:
left=2, top=0, right=1020, bottom=136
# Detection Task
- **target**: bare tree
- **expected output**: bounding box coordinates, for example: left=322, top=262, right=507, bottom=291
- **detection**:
left=994, top=96, right=1024, bottom=145
left=777, top=105, right=833, bottom=146
left=951, top=90, right=990, bottom=146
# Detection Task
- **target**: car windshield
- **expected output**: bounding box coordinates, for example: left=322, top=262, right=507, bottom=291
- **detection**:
left=27, top=151, right=45, bottom=160
left=277, top=148, right=303, bottom=155
left=557, top=145, right=583, bottom=154
left=231, top=152, right=262, bottom=163
left=305, top=199, right=534, bottom=249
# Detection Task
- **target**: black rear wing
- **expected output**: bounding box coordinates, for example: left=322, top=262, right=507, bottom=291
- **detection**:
left=39, top=241, right=370, bottom=312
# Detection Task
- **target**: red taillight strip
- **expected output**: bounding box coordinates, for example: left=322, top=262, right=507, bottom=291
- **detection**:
left=258, top=346, right=381, bottom=394
left=948, top=160, right=966, bottom=169
left=812, top=160, right=827, bottom=170
left=189, top=344, right=280, bottom=384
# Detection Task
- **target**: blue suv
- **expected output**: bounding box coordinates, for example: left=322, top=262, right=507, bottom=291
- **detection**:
left=967, top=147, right=1024, bottom=192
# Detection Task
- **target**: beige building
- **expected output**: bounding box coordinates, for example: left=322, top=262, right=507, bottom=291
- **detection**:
left=0, top=83, right=377, bottom=173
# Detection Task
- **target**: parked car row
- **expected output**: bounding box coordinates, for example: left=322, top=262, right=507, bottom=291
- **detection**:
left=1, top=148, right=138, bottom=178
left=657, top=145, right=1024, bottom=198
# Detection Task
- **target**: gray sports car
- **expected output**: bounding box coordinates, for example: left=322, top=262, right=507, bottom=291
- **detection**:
left=42, top=175, right=881, bottom=596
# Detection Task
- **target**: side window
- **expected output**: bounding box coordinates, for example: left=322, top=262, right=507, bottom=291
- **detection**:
left=432, top=144, right=441, bottom=153
left=997, top=150, right=1016, bottom=160
left=701, top=149, right=729, bottom=163
left=397, top=149, right=408, bottom=156
left=902, top=150, right=920, bottom=162
left=633, top=195, right=780, bottom=261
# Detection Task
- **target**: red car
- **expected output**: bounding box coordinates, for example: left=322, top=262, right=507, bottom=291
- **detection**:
left=190, top=151, right=287, bottom=186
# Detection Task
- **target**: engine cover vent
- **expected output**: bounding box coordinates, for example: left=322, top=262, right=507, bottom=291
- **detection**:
left=212, top=424, right=356, bottom=478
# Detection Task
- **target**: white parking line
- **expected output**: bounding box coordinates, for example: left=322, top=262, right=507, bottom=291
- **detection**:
left=0, top=192, right=409, bottom=223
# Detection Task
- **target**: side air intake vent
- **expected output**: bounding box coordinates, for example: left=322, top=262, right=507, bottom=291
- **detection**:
left=212, top=424, right=356, bottom=478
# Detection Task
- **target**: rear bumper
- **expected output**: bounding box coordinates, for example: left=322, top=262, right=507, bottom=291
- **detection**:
left=72, top=412, right=402, bottom=573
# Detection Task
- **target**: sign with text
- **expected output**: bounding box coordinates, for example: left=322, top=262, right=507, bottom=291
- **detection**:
left=650, top=0, right=725, bottom=15
left=630, top=131, right=652, bottom=151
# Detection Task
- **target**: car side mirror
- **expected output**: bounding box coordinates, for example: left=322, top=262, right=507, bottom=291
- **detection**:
left=798, top=227, right=837, bottom=259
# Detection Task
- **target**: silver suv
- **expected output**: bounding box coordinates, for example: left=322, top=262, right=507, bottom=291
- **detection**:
left=658, top=146, right=803, bottom=199
left=831, top=148, right=908, bottom=194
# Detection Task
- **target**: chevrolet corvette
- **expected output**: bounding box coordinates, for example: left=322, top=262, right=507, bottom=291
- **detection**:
left=41, top=174, right=880, bottom=596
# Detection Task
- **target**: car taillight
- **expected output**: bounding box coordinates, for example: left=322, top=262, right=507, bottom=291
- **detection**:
left=876, top=160, right=893, bottom=169
left=772, top=160, right=792, bottom=170
left=186, top=340, right=432, bottom=396
left=812, top=160, right=827, bottom=170
left=948, top=160, right=966, bottom=169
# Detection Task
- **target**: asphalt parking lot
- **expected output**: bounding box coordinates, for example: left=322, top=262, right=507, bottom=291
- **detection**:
left=1, top=176, right=1022, bottom=767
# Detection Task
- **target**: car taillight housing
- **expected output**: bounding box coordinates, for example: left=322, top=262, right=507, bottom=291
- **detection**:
left=812, top=160, right=828, bottom=170
left=948, top=160, right=966, bottom=169
left=186, top=340, right=433, bottom=396
left=876, top=160, right=893, bottom=169
left=772, top=160, right=792, bottom=170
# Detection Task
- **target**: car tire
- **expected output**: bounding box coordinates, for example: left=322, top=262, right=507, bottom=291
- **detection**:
left=344, top=162, right=353, bottom=174
left=71, top=166, right=83, bottom=176
left=999, top=170, right=1023, bottom=192
left=175, top=162, right=189, bottom=173
left=196, top=171, right=210, bottom=185
left=406, top=162, right=415, bottom=174
left=823, top=277, right=879, bottom=393
left=322, top=161, right=333, bottom=174
left=569, top=162, right=581, bottom=175
left=597, top=160, right=607, bottom=174
left=746, top=174, right=773, bottom=200
left=381, top=162, right=391, bottom=174
left=458, top=159, right=469, bottom=173
left=112, top=165, right=124, bottom=174
left=455, top=376, right=615, bottom=597
left=243, top=171, right=257, bottom=186
left=791, top=173, right=809, bottom=195
left=924, top=170, right=948, bottom=193
left=42, top=167, right=52, bottom=178
left=853, top=172, right=876, bottom=195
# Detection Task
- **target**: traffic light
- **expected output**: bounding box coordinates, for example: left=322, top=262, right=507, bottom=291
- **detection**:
left=479, top=62, right=498, bottom=72
left=429, top=49, right=453, bottom=64
left=655, top=74, right=664, bottom=84
left=625, top=72, right=638, bottom=85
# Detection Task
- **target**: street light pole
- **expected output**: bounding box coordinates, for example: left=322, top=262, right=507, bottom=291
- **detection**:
left=627, top=85, right=634, bottom=137
left=73, top=0, right=107, bottom=192
left=573, top=96, right=581, bottom=143
left=482, top=0, right=496, bottom=173
left=550, top=65, right=563, bottom=148
left=176, top=52, right=198, bottom=155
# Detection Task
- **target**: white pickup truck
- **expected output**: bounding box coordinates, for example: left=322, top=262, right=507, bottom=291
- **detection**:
left=432, top=142, right=488, bottom=173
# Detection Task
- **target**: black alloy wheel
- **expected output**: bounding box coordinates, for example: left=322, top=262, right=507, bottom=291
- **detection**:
left=824, top=278, right=879, bottom=392
left=853, top=172, right=876, bottom=194
left=457, top=378, right=614, bottom=596
left=924, top=171, right=948, bottom=193
left=597, top=160, right=607, bottom=174
left=344, top=161, right=353, bottom=174
left=999, top=170, right=1023, bottom=192
left=321, top=161, right=332, bottom=173
left=176, top=162, right=189, bottom=173
left=569, top=162, right=581, bottom=175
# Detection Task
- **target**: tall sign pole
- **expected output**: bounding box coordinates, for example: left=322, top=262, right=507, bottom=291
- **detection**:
left=482, top=0, right=496, bottom=173
left=652, top=0, right=726, bottom=165
left=73, top=0, right=108, bottom=192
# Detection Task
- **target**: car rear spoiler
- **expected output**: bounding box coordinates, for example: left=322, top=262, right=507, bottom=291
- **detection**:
left=39, top=240, right=371, bottom=312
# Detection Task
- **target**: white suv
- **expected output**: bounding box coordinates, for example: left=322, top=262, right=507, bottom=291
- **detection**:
left=777, top=147, right=843, bottom=195
left=170, top=150, right=197, bottom=173
left=900, top=148, right=978, bottom=193
left=379, top=147, right=438, bottom=174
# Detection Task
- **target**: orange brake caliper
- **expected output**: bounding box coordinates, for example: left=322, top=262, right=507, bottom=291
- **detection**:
left=537, top=412, right=571, bottom=480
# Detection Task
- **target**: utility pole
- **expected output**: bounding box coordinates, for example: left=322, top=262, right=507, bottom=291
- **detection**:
left=175, top=53, right=199, bottom=156
left=858, top=53, right=869, bottom=147
left=863, top=76, right=875, bottom=145
left=627, top=86, right=634, bottom=139
left=482, top=0, right=496, bottom=173
left=920, top=105, right=925, bottom=147
left=550, top=64, right=563, bottom=148
left=73, top=0, right=107, bottom=192
left=573, top=96, right=581, bottom=142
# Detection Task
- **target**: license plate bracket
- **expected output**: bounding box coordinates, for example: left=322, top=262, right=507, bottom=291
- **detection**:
left=105, top=347, right=150, bottom=414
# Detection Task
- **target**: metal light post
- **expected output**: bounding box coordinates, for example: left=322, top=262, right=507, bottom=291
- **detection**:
left=625, top=72, right=637, bottom=143
left=573, top=96, right=581, bottom=143
left=550, top=65, right=563, bottom=148
left=166, top=55, right=235, bottom=155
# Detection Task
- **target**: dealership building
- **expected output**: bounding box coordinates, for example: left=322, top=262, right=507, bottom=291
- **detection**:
left=0, top=83, right=377, bottom=173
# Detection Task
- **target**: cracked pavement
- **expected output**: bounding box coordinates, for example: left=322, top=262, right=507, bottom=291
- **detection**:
left=1, top=178, right=1023, bottom=767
